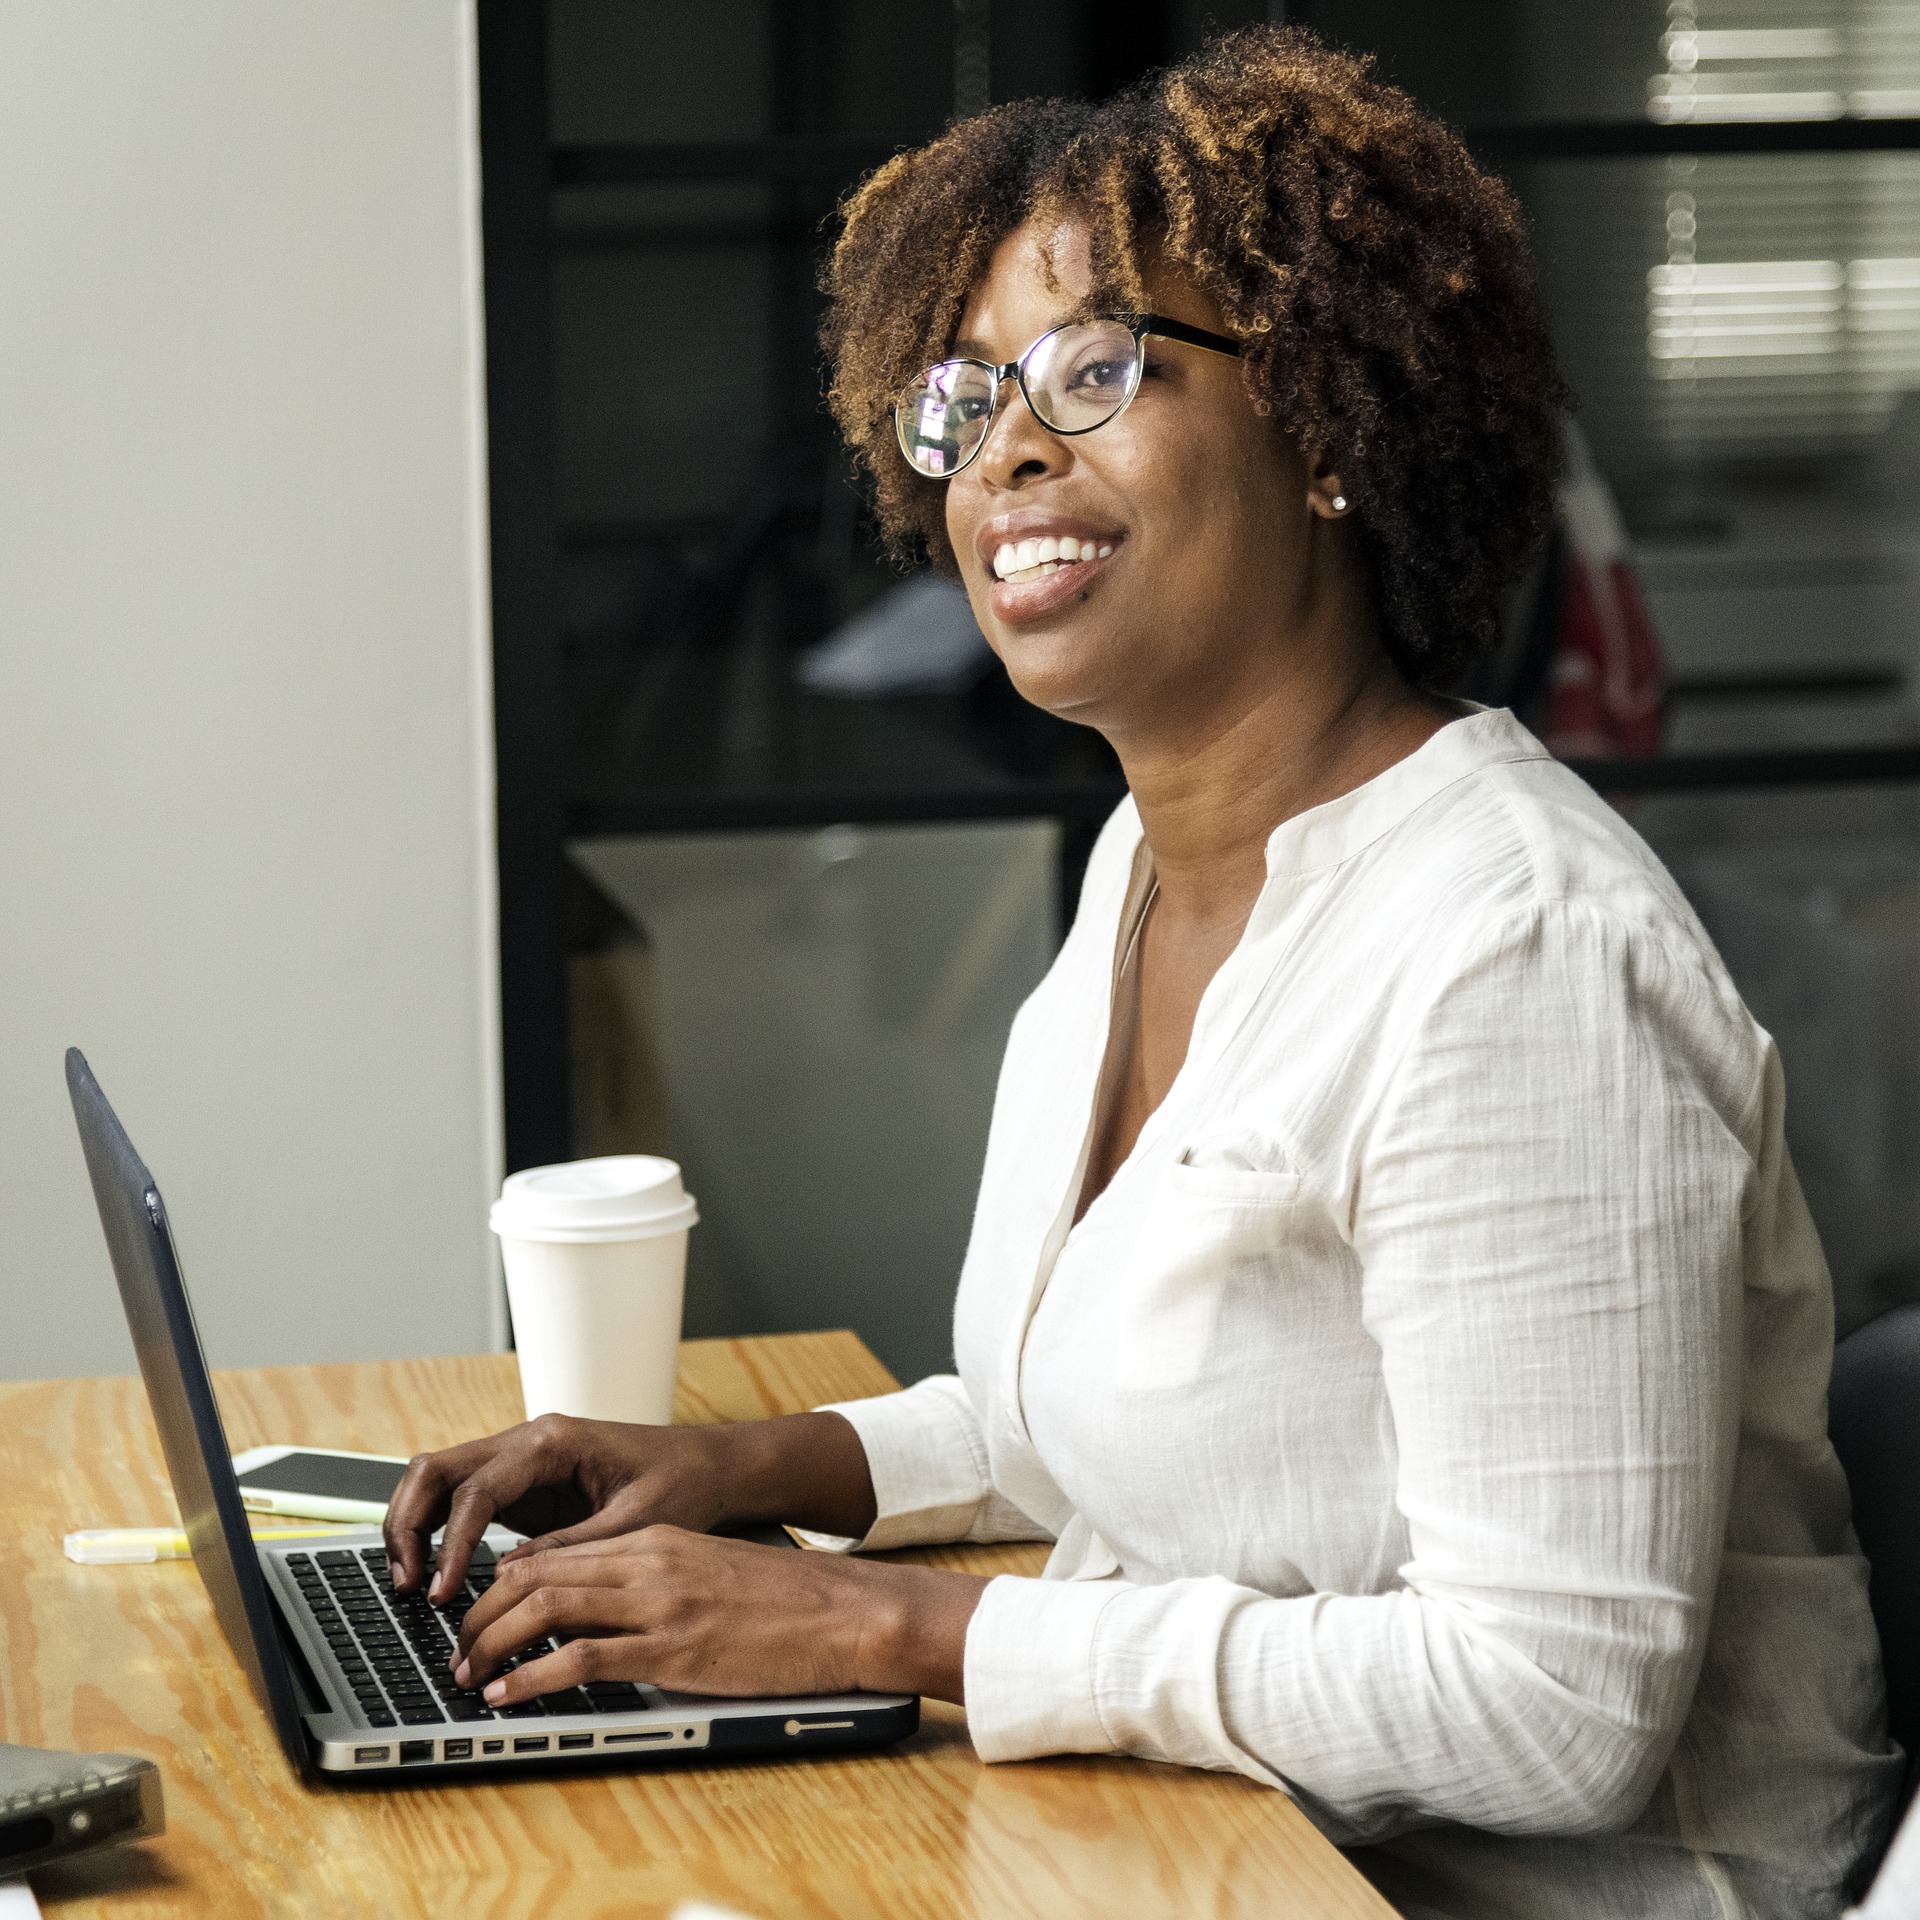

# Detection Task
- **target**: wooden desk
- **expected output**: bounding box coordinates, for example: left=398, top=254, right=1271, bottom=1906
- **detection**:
left=0, top=1333, right=1393, bottom=1918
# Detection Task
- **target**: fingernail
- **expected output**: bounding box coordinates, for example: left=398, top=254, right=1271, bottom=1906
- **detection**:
left=483, top=1680, right=505, bottom=1703
left=454, top=1661, right=471, bottom=1686
left=429, top=1573, right=444, bottom=1601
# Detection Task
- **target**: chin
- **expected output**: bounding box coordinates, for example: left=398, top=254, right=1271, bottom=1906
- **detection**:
left=993, top=635, right=1118, bottom=725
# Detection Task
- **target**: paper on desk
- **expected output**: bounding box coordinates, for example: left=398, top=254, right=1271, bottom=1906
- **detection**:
left=668, top=1906, right=761, bottom=1920
left=0, top=1881, right=41, bottom=1918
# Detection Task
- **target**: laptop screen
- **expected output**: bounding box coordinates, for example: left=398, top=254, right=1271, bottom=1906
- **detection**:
left=66, top=1048, right=309, bottom=1770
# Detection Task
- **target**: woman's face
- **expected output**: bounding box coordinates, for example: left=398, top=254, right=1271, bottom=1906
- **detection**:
left=942, top=217, right=1349, bottom=742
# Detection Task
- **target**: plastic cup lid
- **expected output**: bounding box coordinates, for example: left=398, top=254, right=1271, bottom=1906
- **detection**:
left=490, top=1155, right=699, bottom=1243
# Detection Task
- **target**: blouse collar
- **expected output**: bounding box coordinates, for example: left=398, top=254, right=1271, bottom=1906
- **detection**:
left=1258, top=705, right=1551, bottom=880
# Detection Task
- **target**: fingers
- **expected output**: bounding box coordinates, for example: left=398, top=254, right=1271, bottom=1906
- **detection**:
left=498, top=1496, right=657, bottom=1563
left=458, top=1589, right=642, bottom=1698
left=446, top=1528, right=885, bottom=1703
left=474, top=1626, right=632, bottom=1705
left=390, top=1415, right=598, bottom=1599
left=454, top=1535, right=660, bottom=1667
left=437, top=1445, right=597, bottom=1599
left=384, top=1437, right=501, bottom=1593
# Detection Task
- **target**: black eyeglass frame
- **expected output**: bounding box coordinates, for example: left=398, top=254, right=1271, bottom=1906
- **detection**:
left=893, top=311, right=1243, bottom=480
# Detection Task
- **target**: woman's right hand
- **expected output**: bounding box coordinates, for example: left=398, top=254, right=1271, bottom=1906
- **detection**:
left=383, top=1409, right=876, bottom=1600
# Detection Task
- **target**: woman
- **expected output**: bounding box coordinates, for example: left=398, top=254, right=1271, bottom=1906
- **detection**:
left=388, top=30, right=1898, bottom=1916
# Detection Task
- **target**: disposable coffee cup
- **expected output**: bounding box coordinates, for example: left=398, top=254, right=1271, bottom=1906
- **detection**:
left=489, top=1155, right=698, bottom=1427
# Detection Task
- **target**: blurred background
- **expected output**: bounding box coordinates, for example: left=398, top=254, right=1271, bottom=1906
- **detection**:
left=527, top=0, right=1920, bottom=1375
left=6, top=1, right=1918, bottom=1384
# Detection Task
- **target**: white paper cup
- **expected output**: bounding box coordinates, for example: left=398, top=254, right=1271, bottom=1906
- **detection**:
left=490, top=1155, right=698, bottom=1426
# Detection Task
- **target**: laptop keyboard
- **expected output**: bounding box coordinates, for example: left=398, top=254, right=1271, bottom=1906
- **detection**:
left=285, top=1545, right=649, bottom=1730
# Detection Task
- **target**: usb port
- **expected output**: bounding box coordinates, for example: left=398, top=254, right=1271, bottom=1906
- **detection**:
left=513, top=1736, right=550, bottom=1754
left=443, top=1739, right=473, bottom=1761
left=353, top=1745, right=390, bottom=1765
left=557, top=1733, right=594, bottom=1752
left=398, top=1740, right=434, bottom=1765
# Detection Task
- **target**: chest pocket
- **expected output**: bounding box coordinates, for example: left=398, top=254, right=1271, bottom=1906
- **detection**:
left=1110, top=1160, right=1310, bottom=1392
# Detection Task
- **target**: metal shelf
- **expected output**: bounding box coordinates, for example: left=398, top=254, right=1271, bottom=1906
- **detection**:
left=547, top=118, right=1920, bottom=200
left=1468, top=115, right=1920, bottom=162
left=566, top=745, right=1920, bottom=841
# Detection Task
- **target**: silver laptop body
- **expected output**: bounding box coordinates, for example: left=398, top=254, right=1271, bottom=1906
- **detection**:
left=67, top=1047, right=918, bottom=1776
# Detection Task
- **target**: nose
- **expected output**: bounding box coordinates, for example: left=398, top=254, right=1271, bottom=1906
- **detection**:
left=973, top=372, right=1067, bottom=491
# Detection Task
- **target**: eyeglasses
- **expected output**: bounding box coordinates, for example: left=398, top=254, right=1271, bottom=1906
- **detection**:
left=892, top=312, right=1242, bottom=480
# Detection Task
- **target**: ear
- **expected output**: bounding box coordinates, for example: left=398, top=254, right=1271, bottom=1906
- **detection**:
left=1305, top=448, right=1352, bottom=520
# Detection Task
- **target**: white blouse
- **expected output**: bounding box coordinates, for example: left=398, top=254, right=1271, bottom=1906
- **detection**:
left=814, top=708, right=1899, bottom=1918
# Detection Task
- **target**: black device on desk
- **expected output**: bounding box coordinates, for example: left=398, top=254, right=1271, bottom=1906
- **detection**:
left=0, top=1743, right=162, bottom=1876
left=65, top=1048, right=918, bottom=1776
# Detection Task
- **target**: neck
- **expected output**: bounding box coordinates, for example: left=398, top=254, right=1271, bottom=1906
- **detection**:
left=1109, top=627, right=1452, bottom=932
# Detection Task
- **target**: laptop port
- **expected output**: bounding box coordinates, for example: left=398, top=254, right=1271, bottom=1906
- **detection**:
left=353, top=1746, right=390, bottom=1765
left=481, top=1739, right=504, bottom=1754
left=603, top=1729, right=672, bottom=1745
left=557, top=1733, right=594, bottom=1752
left=398, top=1740, right=434, bottom=1765
left=513, top=1736, right=550, bottom=1754
left=443, top=1739, right=473, bottom=1762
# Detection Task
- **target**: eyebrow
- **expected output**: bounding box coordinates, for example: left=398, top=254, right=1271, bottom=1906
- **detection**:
left=944, top=311, right=1093, bottom=363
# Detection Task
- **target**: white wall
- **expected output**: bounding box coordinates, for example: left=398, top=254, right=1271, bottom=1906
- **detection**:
left=0, top=3, right=503, bottom=1379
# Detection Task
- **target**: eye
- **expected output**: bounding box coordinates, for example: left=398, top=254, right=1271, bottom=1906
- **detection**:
left=1066, top=354, right=1135, bottom=396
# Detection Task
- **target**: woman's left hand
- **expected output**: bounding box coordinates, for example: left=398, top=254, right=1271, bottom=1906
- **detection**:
left=448, top=1525, right=988, bottom=1705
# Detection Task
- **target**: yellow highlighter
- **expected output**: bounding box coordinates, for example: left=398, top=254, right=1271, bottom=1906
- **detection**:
left=64, top=1525, right=356, bottom=1565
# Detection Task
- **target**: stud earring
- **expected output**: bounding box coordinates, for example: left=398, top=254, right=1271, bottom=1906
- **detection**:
left=1330, top=494, right=1348, bottom=513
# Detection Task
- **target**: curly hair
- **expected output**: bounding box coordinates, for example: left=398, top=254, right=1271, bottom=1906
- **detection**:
left=819, top=25, right=1566, bottom=691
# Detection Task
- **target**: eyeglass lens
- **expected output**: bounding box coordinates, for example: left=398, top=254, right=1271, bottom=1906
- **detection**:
left=895, top=319, right=1143, bottom=478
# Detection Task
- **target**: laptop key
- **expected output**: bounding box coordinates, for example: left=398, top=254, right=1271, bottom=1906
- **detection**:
left=496, top=1702, right=545, bottom=1719
left=399, top=1706, right=446, bottom=1725
left=444, top=1698, right=493, bottom=1722
left=365, top=1710, right=396, bottom=1727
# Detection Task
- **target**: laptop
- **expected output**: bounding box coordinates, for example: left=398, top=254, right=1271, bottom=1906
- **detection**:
left=66, top=1047, right=919, bottom=1776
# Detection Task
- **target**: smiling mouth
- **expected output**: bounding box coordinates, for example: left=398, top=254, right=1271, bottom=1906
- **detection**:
left=991, top=533, right=1117, bottom=585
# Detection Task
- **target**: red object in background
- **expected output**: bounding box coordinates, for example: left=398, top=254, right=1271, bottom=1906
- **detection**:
left=1541, top=426, right=1666, bottom=760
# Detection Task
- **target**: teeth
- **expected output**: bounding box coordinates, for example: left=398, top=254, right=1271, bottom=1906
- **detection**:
left=989, top=534, right=1118, bottom=581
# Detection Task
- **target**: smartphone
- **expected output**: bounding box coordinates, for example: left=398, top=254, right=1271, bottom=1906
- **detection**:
left=230, top=1444, right=411, bottom=1523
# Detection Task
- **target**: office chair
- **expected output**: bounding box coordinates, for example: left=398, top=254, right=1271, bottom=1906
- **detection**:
left=1830, top=1303, right=1920, bottom=1774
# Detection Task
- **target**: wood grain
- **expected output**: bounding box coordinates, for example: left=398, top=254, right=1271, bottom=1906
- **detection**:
left=0, top=1334, right=1394, bottom=1919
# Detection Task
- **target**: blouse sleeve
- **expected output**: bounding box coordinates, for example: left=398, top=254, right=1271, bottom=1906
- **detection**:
left=799, top=1374, right=1055, bottom=1553
left=960, top=901, right=1762, bottom=1841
